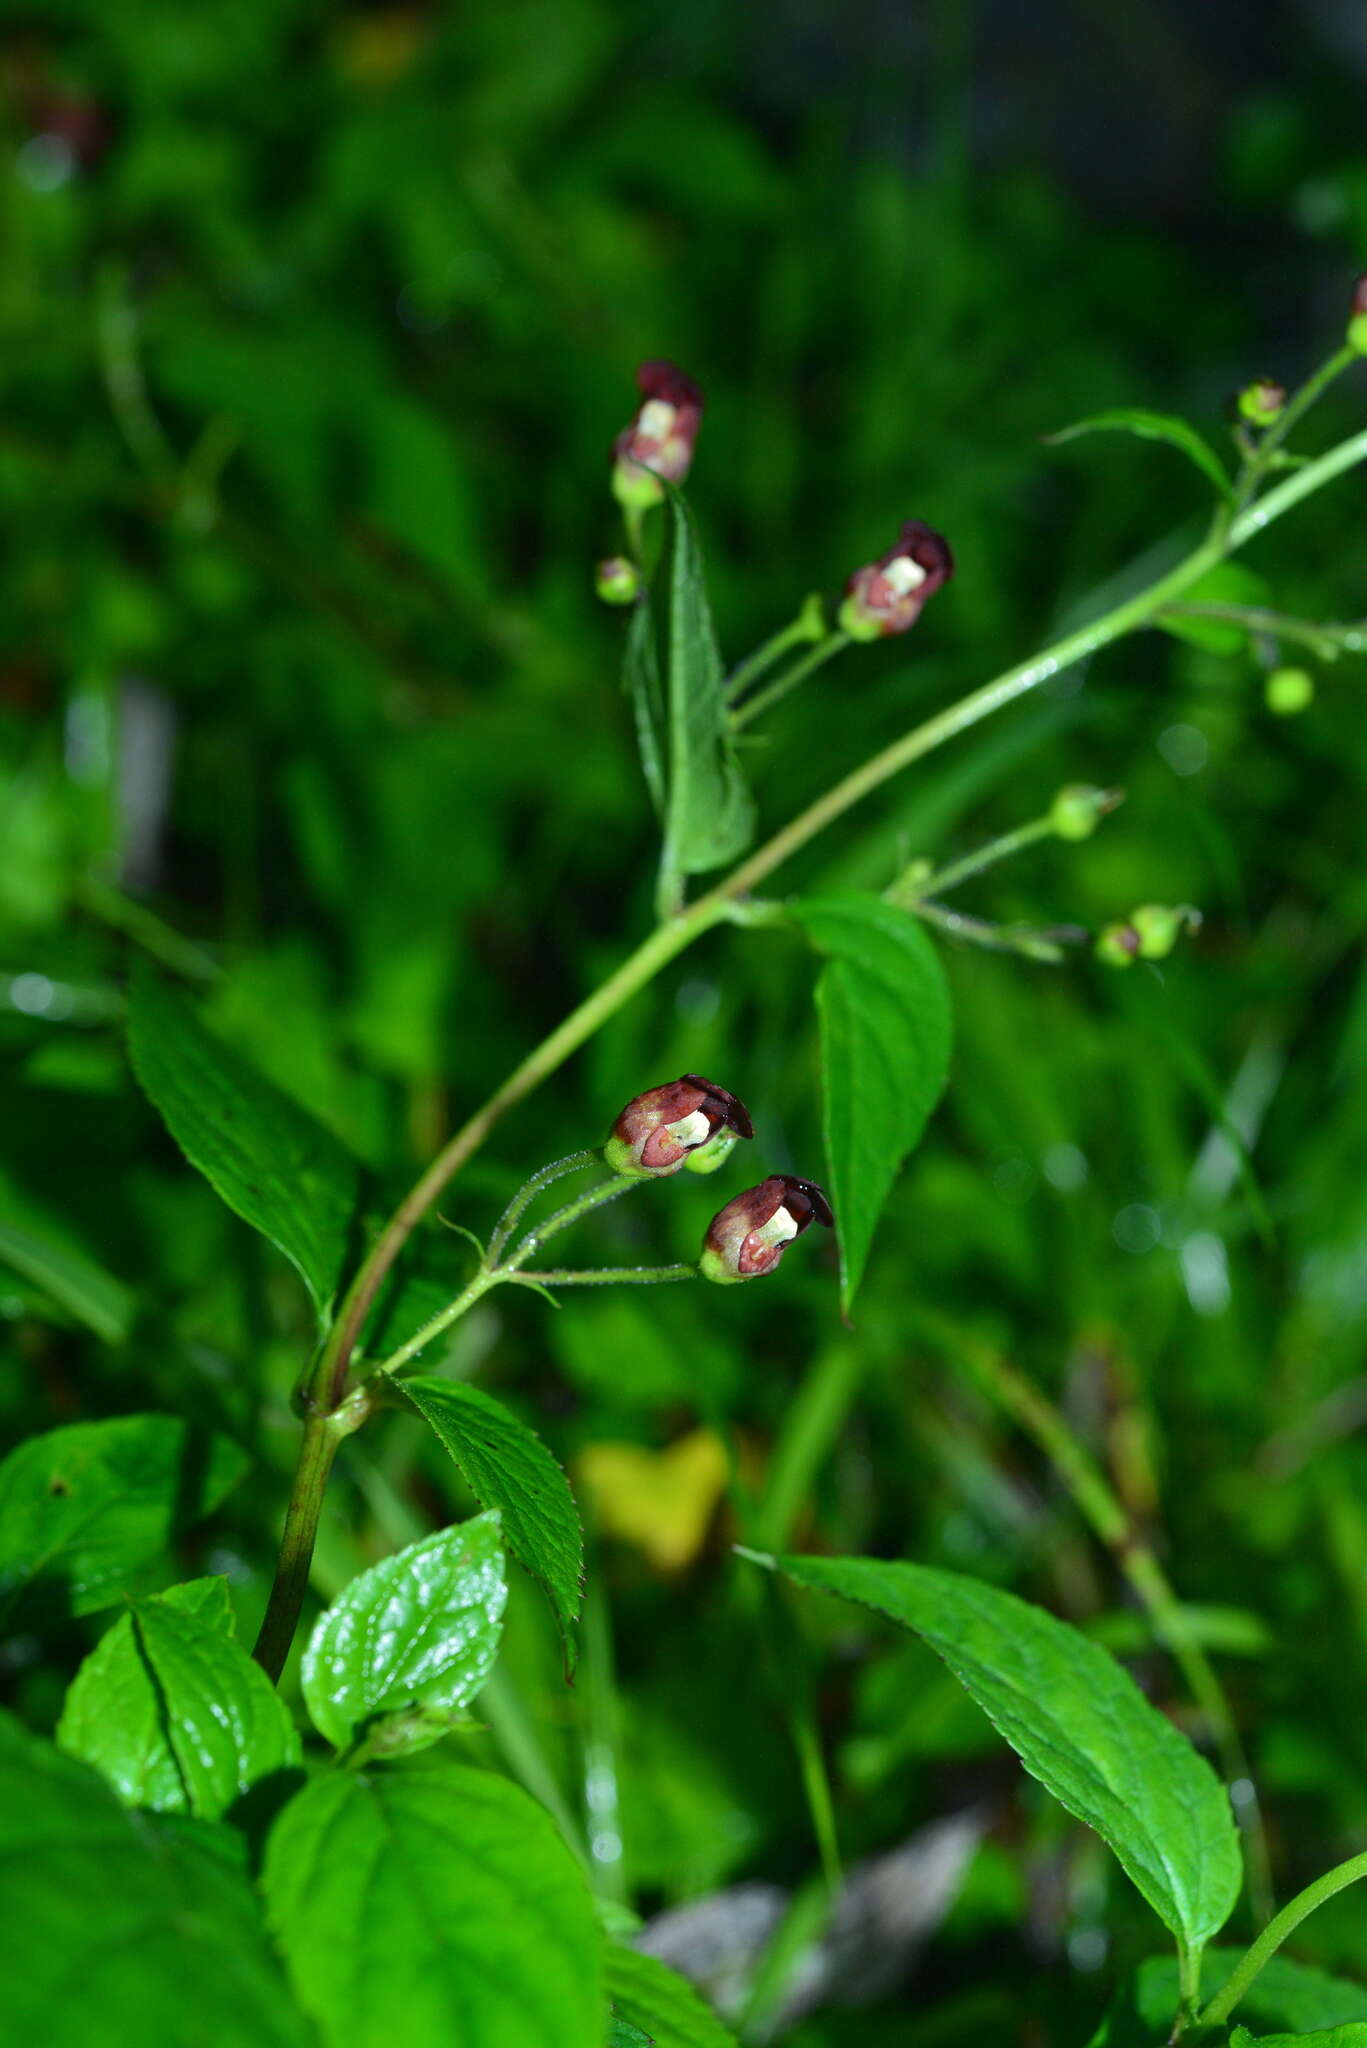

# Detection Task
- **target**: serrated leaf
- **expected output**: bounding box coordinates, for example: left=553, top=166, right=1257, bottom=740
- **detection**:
left=1044, top=408, right=1233, bottom=500
left=609, top=2020, right=655, bottom=2046
left=790, top=895, right=952, bottom=1312
left=127, top=963, right=361, bottom=1321
left=1232, top=2030, right=1367, bottom=2046
left=159, top=1574, right=237, bottom=1632
left=770, top=1552, right=1240, bottom=1955
left=0, top=1218, right=134, bottom=1343
left=0, top=1712, right=311, bottom=2048
left=401, top=1376, right=584, bottom=1658
left=605, top=1947, right=740, bottom=2048
left=625, top=595, right=666, bottom=817
left=301, top=1512, right=506, bottom=1752
left=263, top=1756, right=602, bottom=2048
left=0, top=1415, right=247, bottom=1624
left=660, top=488, right=754, bottom=879
left=58, top=1593, right=300, bottom=1817
left=1089, top=1953, right=1367, bottom=2046
left=1154, top=561, right=1274, bottom=653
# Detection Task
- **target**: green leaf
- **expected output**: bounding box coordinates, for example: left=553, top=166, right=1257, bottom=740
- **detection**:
left=126, top=963, right=361, bottom=1320
left=401, top=1376, right=584, bottom=1659
left=263, top=1756, right=602, bottom=2048
left=0, top=1415, right=248, bottom=1623
left=1089, top=1952, right=1367, bottom=2046
left=605, top=1947, right=740, bottom=2048
left=1043, top=408, right=1233, bottom=500
left=158, top=1573, right=237, bottom=1631
left=0, top=1218, right=134, bottom=1343
left=769, top=1552, right=1240, bottom=1954
left=625, top=595, right=666, bottom=818
left=790, top=895, right=953, bottom=1313
left=301, top=1512, right=506, bottom=1752
left=58, top=1593, right=300, bottom=1818
left=1154, top=561, right=1273, bottom=653
left=0, top=1712, right=311, bottom=2048
left=609, top=2021, right=655, bottom=2047
left=660, top=488, right=754, bottom=879
left=1232, top=2030, right=1367, bottom=2046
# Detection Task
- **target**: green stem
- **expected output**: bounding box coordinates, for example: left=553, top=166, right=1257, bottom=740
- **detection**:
left=487, top=1149, right=600, bottom=1263
left=509, top=1263, right=696, bottom=1287
left=1194, top=1851, right=1367, bottom=2033
left=724, top=599, right=825, bottom=702
left=1229, top=423, right=1367, bottom=544
left=730, top=632, right=851, bottom=730
left=1231, top=345, right=1358, bottom=515
left=1157, top=601, right=1367, bottom=659
left=895, top=814, right=1056, bottom=903
left=912, top=901, right=1072, bottom=962
left=251, top=1391, right=372, bottom=1682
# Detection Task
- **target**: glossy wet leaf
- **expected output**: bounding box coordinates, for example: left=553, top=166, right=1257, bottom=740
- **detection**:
left=0, top=1712, right=311, bottom=2048
left=301, top=1511, right=506, bottom=1752
left=0, top=1218, right=133, bottom=1343
left=771, top=1552, right=1240, bottom=1953
left=1043, top=407, right=1233, bottom=499
left=790, top=895, right=952, bottom=1312
left=605, top=1946, right=740, bottom=2048
left=402, top=1377, right=584, bottom=1657
left=1088, top=1952, right=1367, bottom=2045
left=660, top=486, right=754, bottom=879
left=0, top=1415, right=248, bottom=1623
left=127, top=963, right=361, bottom=1320
left=263, top=1756, right=602, bottom=2048
left=58, top=1592, right=300, bottom=1817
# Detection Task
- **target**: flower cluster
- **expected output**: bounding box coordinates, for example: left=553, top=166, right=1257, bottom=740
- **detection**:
left=1096, top=903, right=1200, bottom=967
left=604, top=1078, right=832, bottom=1283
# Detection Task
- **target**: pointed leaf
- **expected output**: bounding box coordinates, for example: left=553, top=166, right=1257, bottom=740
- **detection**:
left=0, top=1219, right=134, bottom=1343
left=1232, top=2031, right=1367, bottom=2046
left=301, top=1512, right=506, bottom=1752
left=1044, top=408, right=1233, bottom=500
left=660, top=488, right=754, bottom=877
left=263, top=1755, right=602, bottom=2048
left=790, top=895, right=952, bottom=1312
left=769, top=1552, right=1240, bottom=1954
left=401, top=1376, right=584, bottom=1656
left=58, top=1593, right=300, bottom=1817
left=0, top=1415, right=247, bottom=1623
left=0, top=1713, right=311, bottom=2048
left=625, top=595, right=666, bottom=818
left=127, top=964, right=361, bottom=1320
left=605, top=1947, right=740, bottom=2048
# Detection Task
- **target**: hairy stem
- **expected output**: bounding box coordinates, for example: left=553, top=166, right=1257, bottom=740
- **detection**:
left=487, top=1149, right=600, bottom=1263
left=725, top=599, right=825, bottom=702
left=1194, top=1851, right=1367, bottom=2033
left=892, top=813, right=1056, bottom=902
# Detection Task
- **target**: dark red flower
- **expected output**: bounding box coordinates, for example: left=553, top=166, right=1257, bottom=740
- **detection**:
left=839, top=521, right=954, bottom=642
left=1350, top=275, right=1367, bottom=354
left=611, top=361, right=705, bottom=507
left=604, top=1073, right=753, bottom=1179
left=700, top=1174, right=833, bottom=1283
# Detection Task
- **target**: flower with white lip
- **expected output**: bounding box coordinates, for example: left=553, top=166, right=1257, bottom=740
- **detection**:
left=838, top=520, right=954, bottom=642
left=604, top=1074, right=754, bottom=1179
left=699, top=1174, right=834, bottom=1284
left=611, top=361, right=705, bottom=511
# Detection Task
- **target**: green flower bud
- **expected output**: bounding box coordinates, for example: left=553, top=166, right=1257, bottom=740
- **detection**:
left=1349, top=275, right=1367, bottom=357
left=1049, top=784, right=1121, bottom=842
left=1130, top=903, right=1200, bottom=960
left=595, top=557, right=641, bottom=606
left=1236, top=377, right=1285, bottom=427
left=1265, top=665, right=1314, bottom=716
left=1095, top=922, right=1141, bottom=968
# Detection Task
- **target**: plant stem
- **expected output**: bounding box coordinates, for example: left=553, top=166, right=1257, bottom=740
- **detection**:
left=912, top=901, right=1074, bottom=962
left=252, top=1394, right=370, bottom=1682
left=509, top=1263, right=696, bottom=1287
left=487, top=1149, right=600, bottom=1263
left=896, top=814, right=1057, bottom=903
left=1194, top=1851, right=1367, bottom=2033
left=725, top=599, right=825, bottom=702
left=1156, top=601, right=1367, bottom=659
left=730, top=631, right=850, bottom=730
left=1231, top=344, right=1359, bottom=515
left=934, top=1322, right=1275, bottom=1925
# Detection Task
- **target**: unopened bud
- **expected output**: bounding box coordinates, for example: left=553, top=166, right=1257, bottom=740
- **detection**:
left=1050, top=784, right=1121, bottom=842
left=1236, top=378, right=1286, bottom=427
left=838, top=521, right=954, bottom=643
left=604, top=1073, right=752, bottom=1179
left=700, top=1175, right=833, bottom=1284
left=1131, top=903, right=1199, bottom=960
left=1265, top=665, right=1314, bottom=716
left=611, top=361, right=704, bottom=511
left=595, top=557, right=641, bottom=606
left=1349, top=275, right=1367, bottom=356
left=1095, top=922, right=1141, bottom=968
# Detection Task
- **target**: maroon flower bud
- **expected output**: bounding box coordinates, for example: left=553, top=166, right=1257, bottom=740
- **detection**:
left=700, top=1174, right=834, bottom=1284
left=604, top=1073, right=753, bottom=1179
left=838, top=521, right=955, bottom=643
left=611, top=361, right=705, bottom=510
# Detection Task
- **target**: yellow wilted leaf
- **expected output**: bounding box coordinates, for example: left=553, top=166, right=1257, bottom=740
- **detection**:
left=576, top=1430, right=729, bottom=1573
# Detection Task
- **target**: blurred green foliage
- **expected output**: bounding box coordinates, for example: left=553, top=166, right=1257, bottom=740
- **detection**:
left=3, top=1, right=1367, bottom=2040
